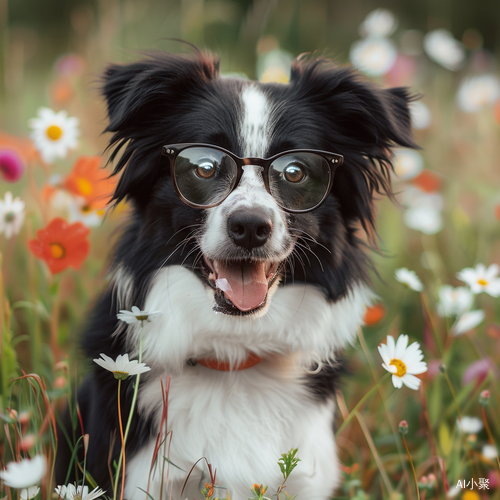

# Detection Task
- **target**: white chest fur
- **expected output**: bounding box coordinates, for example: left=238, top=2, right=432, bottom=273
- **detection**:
left=126, top=361, right=340, bottom=500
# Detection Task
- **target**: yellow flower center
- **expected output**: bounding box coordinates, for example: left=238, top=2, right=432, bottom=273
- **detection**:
left=477, top=278, right=488, bottom=286
left=81, top=205, right=92, bottom=214
left=389, top=359, right=407, bottom=377
left=49, top=243, right=66, bottom=259
left=76, top=177, right=93, bottom=196
left=46, top=125, right=63, bottom=141
left=462, top=491, right=480, bottom=500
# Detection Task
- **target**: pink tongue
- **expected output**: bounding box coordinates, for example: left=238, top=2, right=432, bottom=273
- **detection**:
left=216, top=261, right=268, bottom=312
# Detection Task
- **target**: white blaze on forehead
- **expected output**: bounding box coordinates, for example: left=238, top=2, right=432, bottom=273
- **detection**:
left=240, top=85, right=272, bottom=157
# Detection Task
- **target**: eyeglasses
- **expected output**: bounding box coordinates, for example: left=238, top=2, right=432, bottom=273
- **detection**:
left=161, top=143, right=344, bottom=213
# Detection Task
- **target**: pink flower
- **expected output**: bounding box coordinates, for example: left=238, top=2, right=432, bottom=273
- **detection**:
left=462, top=358, right=498, bottom=386
left=0, top=149, right=24, bottom=182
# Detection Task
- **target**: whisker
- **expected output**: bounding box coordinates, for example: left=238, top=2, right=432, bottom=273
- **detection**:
left=290, top=228, right=332, bottom=254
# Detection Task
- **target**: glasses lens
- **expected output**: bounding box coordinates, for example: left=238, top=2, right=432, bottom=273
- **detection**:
left=173, top=147, right=238, bottom=207
left=269, top=152, right=331, bottom=211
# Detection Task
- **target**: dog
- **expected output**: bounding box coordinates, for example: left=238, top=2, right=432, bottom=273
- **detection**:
left=56, top=50, right=416, bottom=500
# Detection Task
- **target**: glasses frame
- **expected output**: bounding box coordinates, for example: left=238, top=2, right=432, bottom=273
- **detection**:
left=161, top=143, right=344, bottom=213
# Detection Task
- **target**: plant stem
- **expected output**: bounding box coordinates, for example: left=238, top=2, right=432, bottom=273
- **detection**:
left=335, top=372, right=390, bottom=436
left=402, top=434, right=420, bottom=500
left=481, top=406, right=500, bottom=472
left=114, top=379, right=126, bottom=500
left=442, top=370, right=480, bottom=479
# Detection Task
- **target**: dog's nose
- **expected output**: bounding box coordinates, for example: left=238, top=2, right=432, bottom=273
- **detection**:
left=227, top=209, right=273, bottom=250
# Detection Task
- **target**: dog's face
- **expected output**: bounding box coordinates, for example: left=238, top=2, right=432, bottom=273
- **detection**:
left=103, top=51, right=415, bottom=337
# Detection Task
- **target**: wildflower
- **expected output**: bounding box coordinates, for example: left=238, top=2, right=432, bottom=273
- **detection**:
left=28, top=107, right=79, bottom=164
left=0, top=191, right=25, bottom=239
left=411, top=170, right=442, bottom=193
left=457, top=74, right=500, bottom=113
left=482, top=444, right=498, bottom=460
left=257, top=49, right=292, bottom=84
left=404, top=206, right=442, bottom=234
left=451, top=310, right=485, bottom=336
left=479, top=389, right=490, bottom=405
left=28, top=217, right=90, bottom=274
left=117, top=305, right=161, bottom=324
left=398, top=420, right=408, bottom=434
left=93, top=353, right=151, bottom=380
left=359, top=9, right=398, bottom=38
left=409, top=101, right=432, bottom=130
left=437, top=285, right=474, bottom=317
left=55, top=484, right=105, bottom=500
left=0, top=149, right=24, bottom=182
left=457, top=263, right=500, bottom=297
left=462, top=359, right=496, bottom=385
left=41, top=174, right=75, bottom=212
left=349, top=37, right=397, bottom=77
left=395, top=268, right=424, bottom=292
left=363, top=303, right=385, bottom=326
left=0, top=455, right=47, bottom=488
left=20, top=486, right=40, bottom=500
left=68, top=198, right=105, bottom=228
left=402, top=186, right=443, bottom=209
left=423, top=29, right=465, bottom=71
left=392, top=149, right=423, bottom=180
left=457, top=416, right=483, bottom=434
left=378, top=334, right=427, bottom=390
left=63, top=156, right=116, bottom=210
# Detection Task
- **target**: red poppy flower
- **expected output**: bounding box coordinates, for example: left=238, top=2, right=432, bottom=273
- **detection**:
left=363, top=303, right=386, bottom=326
left=63, top=156, right=117, bottom=210
left=28, top=218, right=90, bottom=274
left=411, top=170, right=441, bottom=193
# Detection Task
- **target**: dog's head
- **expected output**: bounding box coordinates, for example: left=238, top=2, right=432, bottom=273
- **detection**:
left=103, top=51, right=416, bottom=323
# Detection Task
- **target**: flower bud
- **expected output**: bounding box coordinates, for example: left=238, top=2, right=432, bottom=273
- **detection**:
left=439, top=363, right=446, bottom=374
left=479, top=389, right=490, bottom=406
left=20, top=434, right=37, bottom=451
left=399, top=420, right=408, bottom=435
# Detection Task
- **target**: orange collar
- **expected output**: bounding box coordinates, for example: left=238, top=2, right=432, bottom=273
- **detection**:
left=196, top=353, right=263, bottom=371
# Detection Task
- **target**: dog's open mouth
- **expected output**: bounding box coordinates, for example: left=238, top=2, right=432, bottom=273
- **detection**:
left=202, top=258, right=283, bottom=315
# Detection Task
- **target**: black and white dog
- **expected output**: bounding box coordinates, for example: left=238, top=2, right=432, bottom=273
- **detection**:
left=57, top=51, right=416, bottom=499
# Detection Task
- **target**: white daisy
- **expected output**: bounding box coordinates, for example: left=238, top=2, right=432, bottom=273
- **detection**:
left=359, top=9, right=398, bottom=38
left=28, top=107, right=79, bottom=164
left=349, top=37, right=397, bottom=77
left=457, top=74, right=500, bottom=113
left=117, top=305, right=161, bottom=324
left=20, top=486, right=40, bottom=500
left=437, top=285, right=474, bottom=317
left=402, top=186, right=444, bottom=211
left=423, top=29, right=465, bottom=71
left=456, top=263, right=500, bottom=297
left=0, top=455, right=47, bottom=488
left=395, top=268, right=424, bottom=292
left=482, top=444, right=498, bottom=460
left=451, top=310, right=485, bottom=336
left=457, top=416, right=483, bottom=434
left=55, top=484, right=105, bottom=500
left=378, top=334, right=427, bottom=390
left=409, top=101, right=432, bottom=130
left=0, top=191, right=25, bottom=239
left=393, top=149, right=423, bottom=180
left=93, top=353, right=151, bottom=380
left=404, top=206, right=443, bottom=235
left=68, top=198, right=104, bottom=227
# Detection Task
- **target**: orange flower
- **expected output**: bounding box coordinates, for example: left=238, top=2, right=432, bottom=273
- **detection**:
left=411, top=170, right=441, bottom=193
left=28, top=217, right=90, bottom=274
left=363, top=303, right=386, bottom=326
left=63, top=156, right=117, bottom=210
left=495, top=204, right=500, bottom=222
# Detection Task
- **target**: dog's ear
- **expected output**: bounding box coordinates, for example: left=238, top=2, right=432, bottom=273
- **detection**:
left=101, top=52, right=219, bottom=206
left=290, top=58, right=418, bottom=237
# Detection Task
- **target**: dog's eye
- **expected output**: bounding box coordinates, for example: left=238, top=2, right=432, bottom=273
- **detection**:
left=284, top=164, right=305, bottom=183
left=196, top=160, right=217, bottom=179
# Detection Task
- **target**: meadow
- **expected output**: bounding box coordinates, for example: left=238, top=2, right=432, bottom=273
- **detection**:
left=0, top=4, right=499, bottom=500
